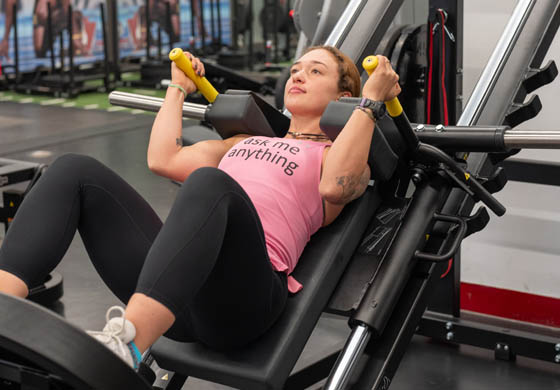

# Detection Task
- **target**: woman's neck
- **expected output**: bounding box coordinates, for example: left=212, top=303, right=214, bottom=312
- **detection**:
left=288, top=114, right=321, bottom=134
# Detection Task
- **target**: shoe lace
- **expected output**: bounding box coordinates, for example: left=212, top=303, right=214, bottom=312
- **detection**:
left=87, top=306, right=129, bottom=360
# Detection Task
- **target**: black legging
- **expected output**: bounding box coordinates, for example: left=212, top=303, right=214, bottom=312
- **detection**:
left=0, top=154, right=288, bottom=350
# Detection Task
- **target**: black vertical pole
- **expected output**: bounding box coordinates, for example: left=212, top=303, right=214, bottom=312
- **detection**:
left=273, top=0, right=278, bottom=63
left=100, top=3, right=110, bottom=91
left=12, top=3, right=19, bottom=83
left=59, top=32, right=64, bottom=73
left=198, top=0, right=206, bottom=52
left=111, top=0, right=121, bottom=83
left=47, top=2, right=56, bottom=72
left=166, top=1, right=173, bottom=51
left=248, top=0, right=253, bottom=70
left=425, top=0, right=463, bottom=318
left=209, top=0, right=215, bottom=47
left=285, top=0, right=290, bottom=60
left=67, top=4, right=75, bottom=97
left=190, top=0, right=196, bottom=49
left=216, top=0, right=221, bottom=47
left=231, top=0, right=238, bottom=51
left=145, top=0, right=151, bottom=59
left=157, top=26, right=162, bottom=59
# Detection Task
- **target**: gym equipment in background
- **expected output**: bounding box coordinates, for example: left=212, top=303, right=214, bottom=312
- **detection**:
left=0, top=158, right=64, bottom=308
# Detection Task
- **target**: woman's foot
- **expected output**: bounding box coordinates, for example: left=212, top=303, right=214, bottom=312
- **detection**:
left=86, top=306, right=142, bottom=369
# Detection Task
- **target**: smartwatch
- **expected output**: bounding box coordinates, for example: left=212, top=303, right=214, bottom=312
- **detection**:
left=359, top=98, right=387, bottom=120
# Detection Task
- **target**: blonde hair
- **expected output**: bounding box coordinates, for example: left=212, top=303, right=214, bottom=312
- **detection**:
left=304, top=45, right=361, bottom=97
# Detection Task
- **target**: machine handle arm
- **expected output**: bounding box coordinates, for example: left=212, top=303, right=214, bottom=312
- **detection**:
left=362, top=55, right=403, bottom=116
left=169, top=48, right=219, bottom=103
left=362, top=55, right=420, bottom=154
left=418, top=143, right=506, bottom=216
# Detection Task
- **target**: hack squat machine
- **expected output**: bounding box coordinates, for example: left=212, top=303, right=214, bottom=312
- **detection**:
left=1, top=0, right=560, bottom=389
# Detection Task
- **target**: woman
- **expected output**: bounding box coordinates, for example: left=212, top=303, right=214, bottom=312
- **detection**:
left=0, top=46, right=400, bottom=369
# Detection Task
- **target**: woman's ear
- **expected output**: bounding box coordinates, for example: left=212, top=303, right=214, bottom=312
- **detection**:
left=338, top=91, right=352, bottom=99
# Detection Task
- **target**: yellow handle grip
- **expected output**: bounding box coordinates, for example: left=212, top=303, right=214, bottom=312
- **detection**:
left=362, top=55, right=403, bottom=117
left=169, top=48, right=219, bottom=103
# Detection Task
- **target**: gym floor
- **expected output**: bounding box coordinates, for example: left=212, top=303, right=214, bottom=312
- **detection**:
left=1, top=101, right=559, bottom=389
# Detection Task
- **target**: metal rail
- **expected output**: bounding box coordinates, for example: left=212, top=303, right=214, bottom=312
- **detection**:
left=504, top=130, right=560, bottom=148
left=323, top=324, right=371, bottom=390
left=458, top=0, right=536, bottom=126
left=108, top=91, right=208, bottom=121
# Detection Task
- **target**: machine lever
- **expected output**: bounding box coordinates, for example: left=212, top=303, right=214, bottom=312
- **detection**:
left=479, top=166, right=508, bottom=194
left=504, top=94, right=542, bottom=128
left=464, top=207, right=490, bottom=238
left=523, top=60, right=558, bottom=94
left=415, top=213, right=467, bottom=262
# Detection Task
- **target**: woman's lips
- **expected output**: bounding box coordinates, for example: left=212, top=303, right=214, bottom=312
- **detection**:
left=289, top=87, right=305, bottom=94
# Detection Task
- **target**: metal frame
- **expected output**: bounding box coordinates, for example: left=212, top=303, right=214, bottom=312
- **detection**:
left=423, top=0, right=560, bottom=369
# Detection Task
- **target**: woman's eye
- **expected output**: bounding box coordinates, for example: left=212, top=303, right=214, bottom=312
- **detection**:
left=312, top=69, right=321, bottom=74
left=290, top=68, right=299, bottom=74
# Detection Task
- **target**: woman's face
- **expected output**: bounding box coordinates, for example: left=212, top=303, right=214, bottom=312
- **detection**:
left=284, top=49, right=346, bottom=117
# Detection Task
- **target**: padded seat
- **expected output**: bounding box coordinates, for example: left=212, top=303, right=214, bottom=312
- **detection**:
left=151, top=186, right=382, bottom=390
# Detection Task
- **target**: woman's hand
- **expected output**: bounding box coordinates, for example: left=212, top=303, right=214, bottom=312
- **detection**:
left=170, top=52, right=206, bottom=94
left=362, top=55, right=401, bottom=102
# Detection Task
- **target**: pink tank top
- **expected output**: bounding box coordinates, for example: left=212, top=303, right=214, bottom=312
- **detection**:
left=218, top=136, right=329, bottom=293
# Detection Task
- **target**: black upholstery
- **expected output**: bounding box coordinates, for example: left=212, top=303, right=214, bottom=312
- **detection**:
left=151, top=186, right=382, bottom=390
left=182, top=125, right=222, bottom=146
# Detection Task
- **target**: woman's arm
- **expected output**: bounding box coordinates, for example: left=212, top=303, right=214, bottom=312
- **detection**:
left=319, top=56, right=400, bottom=205
left=147, top=56, right=246, bottom=182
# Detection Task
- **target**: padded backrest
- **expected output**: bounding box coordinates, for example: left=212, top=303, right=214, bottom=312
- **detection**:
left=151, top=185, right=382, bottom=390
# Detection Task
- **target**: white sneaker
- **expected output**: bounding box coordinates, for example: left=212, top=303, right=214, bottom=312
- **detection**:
left=87, top=306, right=142, bottom=369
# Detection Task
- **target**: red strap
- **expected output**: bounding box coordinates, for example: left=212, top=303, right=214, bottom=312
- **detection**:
left=440, top=258, right=453, bottom=278
left=439, top=10, right=449, bottom=126
left=427, top=22, right=434, bottom=124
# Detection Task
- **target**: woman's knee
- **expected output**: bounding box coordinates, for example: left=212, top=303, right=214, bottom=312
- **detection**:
left=183, top=167, right=240, bottom=195
left=45, top=154, right=105, bottom=183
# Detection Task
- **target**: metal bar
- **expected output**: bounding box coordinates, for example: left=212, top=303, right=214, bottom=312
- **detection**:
left=458, top=0, right=535, bottom=126
left=108, top=91, right=207, bottom=120
left=248, top=0, right=253, bottom=70
left=47, top=2, right=55, bottom=72
left=273, top=0, right=279, bottom=63
left=418, top=311, right=560, bottom=363
left=216, top=0, right=222, bottom=46
left=503, top=130, right=560, bottom=148
left=500, top=158, right=560, bottom=187
left=145, top=0, right=151, bottom=59
left=323, top=324, right=371, bottom=390
left=231, top=0, right=238, bottom=50
left=285, top=0, right=290, bottom=59
left=67, top=4, right=75, bottom=97
left=328, top=0, right=405, bottom=67
left=190, top=0, right=197, bottom=49
left=100, top=3, right=110, bottom=91
left=323, top=0, right=365, bottom=49
left=166, top=2, right=173, bottom=51
left=210, top=0, right=215, bottom=45
left=199, top=0, right=206, bottom=52
left=13, top=2, right=19, bottom=83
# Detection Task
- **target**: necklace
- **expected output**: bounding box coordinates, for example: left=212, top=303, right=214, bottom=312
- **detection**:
left=287, top=131, right=331, bottom=142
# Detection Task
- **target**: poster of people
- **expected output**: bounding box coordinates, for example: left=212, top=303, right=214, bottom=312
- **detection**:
left=118, top=0, right=231, bottom=59
left=0, top=0, right=106, bottom=72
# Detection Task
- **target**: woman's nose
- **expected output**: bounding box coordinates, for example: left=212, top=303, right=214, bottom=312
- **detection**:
left=291, top=70, right=304, bottom=83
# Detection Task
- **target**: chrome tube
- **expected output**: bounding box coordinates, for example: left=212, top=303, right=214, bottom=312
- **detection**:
left=108, top=91, right=208, bottom=121
left=504, top=130, right=560, bottom=148
left=324, top=324, right=371, bottom=390
left=324, top=0, right=367, bottom=48
left=458, top=0, right=536, bottom=126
